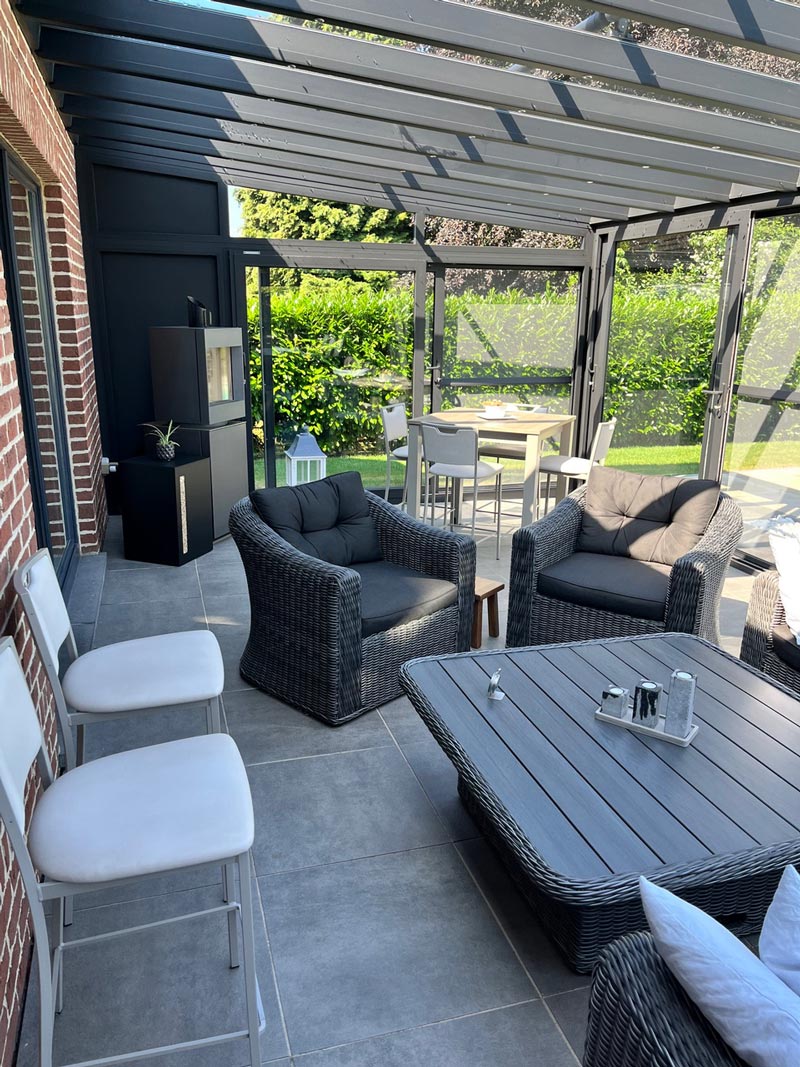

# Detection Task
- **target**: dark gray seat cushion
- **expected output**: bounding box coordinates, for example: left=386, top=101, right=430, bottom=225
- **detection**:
left=538, top=552, right=671, bottom=621
left=577, top=467, right=720, bottom=566
left=773, top=622, right=800, bottom=673
left=352, top=561, right=458, bottom=637
left=250, top=470, right=382, bottom=567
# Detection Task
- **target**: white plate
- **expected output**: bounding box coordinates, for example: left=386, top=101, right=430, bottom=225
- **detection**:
left=477, top=411, right=508, bottom=420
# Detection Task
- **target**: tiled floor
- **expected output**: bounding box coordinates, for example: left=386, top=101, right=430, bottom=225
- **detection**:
left=17, top=513, right=753, bottom=1067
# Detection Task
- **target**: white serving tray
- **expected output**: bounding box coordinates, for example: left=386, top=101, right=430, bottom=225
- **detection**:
left=594, top=707, right=699, bottom=747
left=477, top=411, right=509, bottom=420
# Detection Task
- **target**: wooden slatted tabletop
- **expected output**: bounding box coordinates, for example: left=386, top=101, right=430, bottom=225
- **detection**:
left=400, top=633, right=800, bottom=971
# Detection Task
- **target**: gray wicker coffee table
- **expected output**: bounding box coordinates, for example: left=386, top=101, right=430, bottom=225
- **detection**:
left=400, top=632, right=800, bottom=972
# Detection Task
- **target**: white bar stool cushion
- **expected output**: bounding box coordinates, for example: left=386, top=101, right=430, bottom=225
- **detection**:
left=392, top=444, right=409, bottom=460
left=429, top=460, right=503, bottom=481
left=62, top=630, right=224, bottom=714
left=538, top=455, right=593, bottom=477
left=28, top=734, right=253, bottom=884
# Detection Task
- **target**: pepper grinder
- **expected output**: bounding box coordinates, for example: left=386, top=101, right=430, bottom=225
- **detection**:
left=664, top=670, right=696, bottom=738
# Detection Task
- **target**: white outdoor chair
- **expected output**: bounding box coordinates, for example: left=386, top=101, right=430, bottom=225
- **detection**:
left=380, top=401, right=409, bottom=507
left=14, top=548, right=225, bottom=771
left=421, top=423, right=503, bottom=559
left=0, top=637, right=263, bottom=1067
left=539, top=417, right=617, bottom=514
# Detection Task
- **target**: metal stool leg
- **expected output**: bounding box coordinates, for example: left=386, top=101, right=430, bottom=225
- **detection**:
left=495, top=472, right=502, bottom=560
left=238, top=851, right=262, bottom=1067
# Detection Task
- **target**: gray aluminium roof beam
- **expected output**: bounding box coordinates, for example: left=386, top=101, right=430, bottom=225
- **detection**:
left=574, top=0, right=800, bottom=61
left=80, top=141, right=590, bottom=233
left=71, top=119, right=630, bottom=219
left=236, top=0, right=800, bottom=123
left=39, top=29, right=798, bottom=195
left=20, top=0, right=800, bottom=163
left=51, top=68, right=741, bottom=205
left=66, top=106, right=677, bottom=215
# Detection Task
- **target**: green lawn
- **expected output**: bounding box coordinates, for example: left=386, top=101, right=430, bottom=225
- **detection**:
left=253, top=440, right=800, bottom=489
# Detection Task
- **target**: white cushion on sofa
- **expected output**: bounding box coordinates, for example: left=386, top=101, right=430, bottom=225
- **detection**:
left=640, top=876, right=800, bottom=1067
left=761, top=866, right=800, bottom=998
left=769, top=521, right=800, bottom=642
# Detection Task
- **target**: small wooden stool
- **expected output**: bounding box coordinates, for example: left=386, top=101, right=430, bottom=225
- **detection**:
left=472, top=576, right=505, bottom=648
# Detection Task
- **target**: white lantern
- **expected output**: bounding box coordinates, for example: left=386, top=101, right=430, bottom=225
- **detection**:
left=285, top=429, right=327, bottom=486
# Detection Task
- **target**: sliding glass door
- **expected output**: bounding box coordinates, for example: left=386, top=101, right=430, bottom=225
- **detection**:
left=1, top=156, right=77, bottom=578
left=722, top=213, right=800, bottom=564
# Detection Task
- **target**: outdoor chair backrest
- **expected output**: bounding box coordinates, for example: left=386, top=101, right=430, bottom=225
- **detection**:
left=381, top=403, right=408, bottom=447
left=13, top=549, right=74, bottom=670
left=588, top=418, right=617, bottom=467
left=421, top=424, right=479, bottom=470
left=0, top=637, right=49, bottom=831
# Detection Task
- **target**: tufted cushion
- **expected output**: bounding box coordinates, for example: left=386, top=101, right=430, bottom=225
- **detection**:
left=577, top=467, right=720, bottom=566
left=250, top=471, right=382, bottom=567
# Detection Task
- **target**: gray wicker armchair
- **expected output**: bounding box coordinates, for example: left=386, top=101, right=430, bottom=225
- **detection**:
left=740, top=569, right=800, bottom=695
left=584, top=931, right=744, bottom=1067
left=229, top=487, right=475, bottom=725
left=507, top=477, right=743, bottom=648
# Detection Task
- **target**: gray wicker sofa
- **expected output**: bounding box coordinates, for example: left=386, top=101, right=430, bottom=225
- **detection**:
left=229, top=471, right=475, bottom=725
left=740, top=569, right=800, bottom=696
left=507, top=468, right=743, bottom=648
left=584, top=931, right=745, bottom=1067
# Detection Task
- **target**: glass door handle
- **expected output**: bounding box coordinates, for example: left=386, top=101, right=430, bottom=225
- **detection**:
left=702, top=387, right=726, bottom=416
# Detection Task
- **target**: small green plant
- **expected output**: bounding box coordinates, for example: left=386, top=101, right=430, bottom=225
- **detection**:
left=142, top=420, right=181, bottom=461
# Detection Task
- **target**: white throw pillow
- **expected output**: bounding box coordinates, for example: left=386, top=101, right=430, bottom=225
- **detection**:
left=768, top=521, right=800, bottom=643
left=640, top=876, right=800, bottom=1067
left=761, top=866, right=800, bottom=998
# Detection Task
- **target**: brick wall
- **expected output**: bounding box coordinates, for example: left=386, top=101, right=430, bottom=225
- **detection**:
left=0, top=1, right=106, bottom=1062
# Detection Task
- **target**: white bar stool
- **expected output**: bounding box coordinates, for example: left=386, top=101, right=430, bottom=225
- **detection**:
left=539, top=417, right=617, bottom=514
left=0, top=637, right=264, bottom=1067
left=380, top=401, right=409, bottom=508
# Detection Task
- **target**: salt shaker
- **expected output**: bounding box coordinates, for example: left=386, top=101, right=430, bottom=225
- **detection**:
left=664, top=670, right=696, bottom=738
left=632, top=680, right=662, bottom=727
left=601, top=685, right=629, bottom=719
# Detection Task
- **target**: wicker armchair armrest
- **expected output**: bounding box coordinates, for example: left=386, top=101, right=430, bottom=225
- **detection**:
left=740, top=569, right=784, bottom=670
left=585, top=932, right=744, bottom=1067
left=506, top=489, right=585, bottom=647
left=229, top=498, right=362, bottom=655
left=664, top=494, right=743, bottom=641
left=366, top=493, right=475, bottom=587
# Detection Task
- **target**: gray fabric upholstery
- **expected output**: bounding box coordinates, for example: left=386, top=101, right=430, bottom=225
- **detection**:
left=250, top=471, right=382, bottom=566
left=538, top=552, right=671, bottom=621
left=577, top=467, right=720, bottom=566
left=351, top=561, right=458, bottom=638
left=772, top=622, right=800, bottom=672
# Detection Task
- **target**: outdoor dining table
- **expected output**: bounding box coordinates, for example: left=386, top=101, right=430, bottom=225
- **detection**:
left=406, top=409, right=576, bottom=528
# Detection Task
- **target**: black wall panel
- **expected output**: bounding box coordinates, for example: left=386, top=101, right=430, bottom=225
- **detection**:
left=98, top=251, right=221, bottom=461
left=93, top=164, right=221, bottom=236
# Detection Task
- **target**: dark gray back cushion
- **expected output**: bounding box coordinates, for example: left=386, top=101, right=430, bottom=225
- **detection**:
left=576, top=466, right=720, bottom=566
left=250, top=470, right=382, bottom=566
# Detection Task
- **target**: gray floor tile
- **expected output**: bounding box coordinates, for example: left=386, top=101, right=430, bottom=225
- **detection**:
left=260, top=845, right=535, bottom=1055
left=456, top=838, right=590, bottom=998
left=204, top=594, right=252, bottom=690
left=72, top=622, right=95, bottom=656
left=197, top=536, right=241, bottom=570
left=74, top=862, right=224, bottom=914
left=294, top=1001, right=576, bottom=1066
left=378, top=696, right=432, bottom=747
left=199, top=563, right=248, bottom=599
left=19, top=883, right=288, bottom=1067
left=67, top=552, right=106, bottom=624
left=546, top=987, right=590, bottom=1062
left=224, top=690, right=393, bottom=766
left=83, top=703, right=212, bottom=760
left=248, top=746, right=450, bottom=875
left=93, top=599, right=206, bottom=648
left=401, top=740, right=480, bottom=842
left=101, top=564, right=202, bottom=605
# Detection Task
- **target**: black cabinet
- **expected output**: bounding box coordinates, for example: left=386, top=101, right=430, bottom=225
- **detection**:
left=120, top=455, right=213, bottom=566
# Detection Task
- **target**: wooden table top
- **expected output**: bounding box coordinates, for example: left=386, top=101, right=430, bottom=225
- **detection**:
left=401, top=634, right=800, bottom=883
left=408, top=409, right=575, bottom=438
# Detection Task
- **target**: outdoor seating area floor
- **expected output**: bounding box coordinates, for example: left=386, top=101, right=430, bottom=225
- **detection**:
left=16, top=515, right=753, bottom=1067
